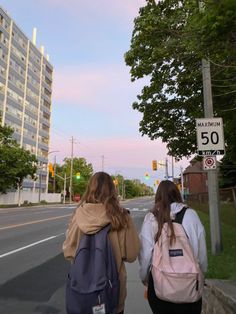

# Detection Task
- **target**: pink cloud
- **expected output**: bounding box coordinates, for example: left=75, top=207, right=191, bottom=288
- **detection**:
left=46, top=0, right=146, bottom=23
left=53, top=66, right=108, bottom=107
left=49, top=133, right=189, bottom=180
left=50, top=133, right=167, bottom=169
left=52, top=64, right=145, bottom=113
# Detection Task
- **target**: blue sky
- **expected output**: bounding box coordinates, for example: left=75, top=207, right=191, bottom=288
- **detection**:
left=2, top=0, right=189, bottom=186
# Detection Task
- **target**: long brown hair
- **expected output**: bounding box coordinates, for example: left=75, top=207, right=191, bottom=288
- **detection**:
left=152, top=180, right=183, bottom=245
left=80, top=172, right=129, bottom=230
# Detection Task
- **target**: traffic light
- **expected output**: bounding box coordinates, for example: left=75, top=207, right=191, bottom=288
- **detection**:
left=156, top=179, right=160, bottom=185
left=144, top=173, right=150, bottom=180
left=152, top=160, right=157, bottom=171
left=176, top=183, right=181, bottom=191
left=48, top=162, right=54, bottom=177
left=113, top=179, right=118, bottom=186
left=76, top=172, right=81, bottom=179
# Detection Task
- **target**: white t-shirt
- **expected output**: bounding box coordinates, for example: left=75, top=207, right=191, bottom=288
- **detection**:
left=138, top=202, right=208, bottom=283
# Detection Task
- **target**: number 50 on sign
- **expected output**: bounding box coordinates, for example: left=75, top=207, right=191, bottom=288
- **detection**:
left=196, top=118, right=225, bottom=156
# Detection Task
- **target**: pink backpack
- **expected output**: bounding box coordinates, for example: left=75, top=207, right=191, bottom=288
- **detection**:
left=151, top=207, right=204, bottom=303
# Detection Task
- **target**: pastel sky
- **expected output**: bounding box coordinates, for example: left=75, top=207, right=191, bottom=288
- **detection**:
left=2, top=0, right=190, bottom=186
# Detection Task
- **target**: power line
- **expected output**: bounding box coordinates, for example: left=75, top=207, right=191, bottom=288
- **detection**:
left=213, top=90, right=236, bottom=97
left=219, top=107, right=236, bottom=112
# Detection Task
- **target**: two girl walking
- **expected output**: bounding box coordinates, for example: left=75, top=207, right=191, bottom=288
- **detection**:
left=63, top=172, right=207, bottom=314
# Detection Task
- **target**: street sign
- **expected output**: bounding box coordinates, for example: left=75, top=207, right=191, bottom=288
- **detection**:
left=203, top=156, right=217, bottom=170
left=196, top=118, right=225, bottom=156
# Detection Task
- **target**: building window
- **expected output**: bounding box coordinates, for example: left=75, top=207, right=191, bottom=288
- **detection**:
left=0, top=14, right=3, bottom=26
left=6, top=105, right=22, bottom=120
left=24, top=113, right=37, bottom=126
left=7, top=87, right=23, bottom=104
left=4, top=118, right=21, bottom=134
left=23, top=128, right=36, bottom=140
left=0, top=82, right=5, bottom=93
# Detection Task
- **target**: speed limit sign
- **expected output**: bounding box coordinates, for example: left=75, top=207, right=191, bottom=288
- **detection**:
left=203, top=156, right=217, bottom=170
left=196, top=117, right=225, bottom=156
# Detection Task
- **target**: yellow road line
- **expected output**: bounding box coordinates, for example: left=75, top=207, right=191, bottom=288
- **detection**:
left=0, top=214, right=72, bottom=231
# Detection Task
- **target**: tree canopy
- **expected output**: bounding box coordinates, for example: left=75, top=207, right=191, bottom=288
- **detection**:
left=0, top=123, right=37, bottom=193
left=219, top=155, right=236, bottom=188
left=50, top=157, right=93, bottom=197
left=125, top=0, right=236, bottom=160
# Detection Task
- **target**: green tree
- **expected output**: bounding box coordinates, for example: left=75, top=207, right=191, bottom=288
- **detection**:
left=125, top=0, right=236, bottom=160
left=56, top=157, right=93, bottom=197
left=0, top=124, right=37, bottom=193
left=219, top=155, right=236, bottom=188
left=124, top=178, right=153, bottom=198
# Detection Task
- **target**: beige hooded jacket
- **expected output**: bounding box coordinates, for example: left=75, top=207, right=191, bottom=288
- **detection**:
left=63, top=203, right=140, bottom=313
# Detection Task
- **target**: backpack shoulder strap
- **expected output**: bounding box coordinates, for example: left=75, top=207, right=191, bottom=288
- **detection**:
left=174, top=206, right=188, bottom=225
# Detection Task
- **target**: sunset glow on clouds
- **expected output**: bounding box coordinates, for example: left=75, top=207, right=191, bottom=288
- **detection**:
left=46, top=0, right=146, bottom=23
left=53, top=64, right=147, bottom=115
left=2, top=0, right=189, bottom=185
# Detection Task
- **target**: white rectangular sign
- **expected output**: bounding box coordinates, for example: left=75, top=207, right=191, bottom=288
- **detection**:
left=196, top=118, right=225, bottom=156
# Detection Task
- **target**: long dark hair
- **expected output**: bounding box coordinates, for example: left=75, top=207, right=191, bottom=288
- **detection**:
left=80, top=171, right=129, bottom=230
left=152, top=180, right=183, bottom=245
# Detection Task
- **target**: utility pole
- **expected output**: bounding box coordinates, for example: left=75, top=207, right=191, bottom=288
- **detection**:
left=201, top=59, right=222, bottom=255
left=199, top=1, right=222, bottom=255
left=122, top=179, right=125, bottom=200
left=165, top=157, right=169, bottom=180
left=101, top=155, right=104, bottom=172
left=180, top=166, right=184, bottom=201
left=69, top=136, right=76, bottom=204
left=63, top=172, right=66, bottom=204
left=171, top=156, right=174, bottom=182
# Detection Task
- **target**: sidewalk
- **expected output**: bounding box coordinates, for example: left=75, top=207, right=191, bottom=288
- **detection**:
left=45, top=260, right=152, bottom=314
left=0, top=259, right=152, bottom=313
left=125, top=261, right=152, bottom=313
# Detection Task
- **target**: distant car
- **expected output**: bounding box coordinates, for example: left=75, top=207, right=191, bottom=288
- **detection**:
left=73, top=194, right=81, bottom=202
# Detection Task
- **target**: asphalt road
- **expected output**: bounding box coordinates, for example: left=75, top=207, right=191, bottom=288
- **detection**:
left=0, top=197, right=154, bottom=314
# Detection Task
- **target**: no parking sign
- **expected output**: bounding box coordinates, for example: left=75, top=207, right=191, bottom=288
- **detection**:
left=203, top=156, right=217, bottom=170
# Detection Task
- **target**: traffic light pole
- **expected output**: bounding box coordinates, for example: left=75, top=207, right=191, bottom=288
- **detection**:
left=38, top=171, right=42, bottom=203
left=54, top=172, right=70, bottom=204
left=69, top=137, right=76, bottom=204
left=53, top=155, right=56, bottom=193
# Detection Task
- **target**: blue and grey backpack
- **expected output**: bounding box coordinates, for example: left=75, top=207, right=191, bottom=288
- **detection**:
left=66, top=224, right=120, bottom=314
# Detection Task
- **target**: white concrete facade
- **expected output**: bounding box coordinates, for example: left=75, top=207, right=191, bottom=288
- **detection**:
left=0, top=6, right=53, bottom=193
left=0, top=191, right=61, bottom=206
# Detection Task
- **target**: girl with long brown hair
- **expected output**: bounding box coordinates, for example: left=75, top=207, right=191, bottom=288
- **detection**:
left=139, top=180, right=207, bottom=314
left=63, top=172, right=140, bottom=314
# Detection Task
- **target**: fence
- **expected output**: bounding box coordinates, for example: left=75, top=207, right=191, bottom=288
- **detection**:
left=186, top=187, right=236, bottom=206
left=0, top=191, right=61, bottom=206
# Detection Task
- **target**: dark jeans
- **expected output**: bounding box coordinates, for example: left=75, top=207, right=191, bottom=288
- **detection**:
left=147, top=273, right=202, bottom=314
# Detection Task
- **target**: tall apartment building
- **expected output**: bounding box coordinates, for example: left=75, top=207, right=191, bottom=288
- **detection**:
left=0, top=7, right=53, bottom=193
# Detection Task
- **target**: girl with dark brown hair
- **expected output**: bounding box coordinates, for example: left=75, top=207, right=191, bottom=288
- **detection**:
left=63, top=172, right=140, bottom=314
left=139, top=180, right=207, bottom=314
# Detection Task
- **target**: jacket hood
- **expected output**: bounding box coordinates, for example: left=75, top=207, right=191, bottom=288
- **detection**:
left=170, top=202, right=187, bottom=219
left=75, top=203, right=110, bottom=234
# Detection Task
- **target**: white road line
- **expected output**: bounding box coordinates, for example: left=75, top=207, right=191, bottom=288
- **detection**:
left=129, top=208, right=149, bottom=212
left=0, top=233, right=65, bottom=259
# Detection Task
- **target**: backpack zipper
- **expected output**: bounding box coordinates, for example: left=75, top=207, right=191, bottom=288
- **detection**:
left=196, top=274, right=199, bottom=291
